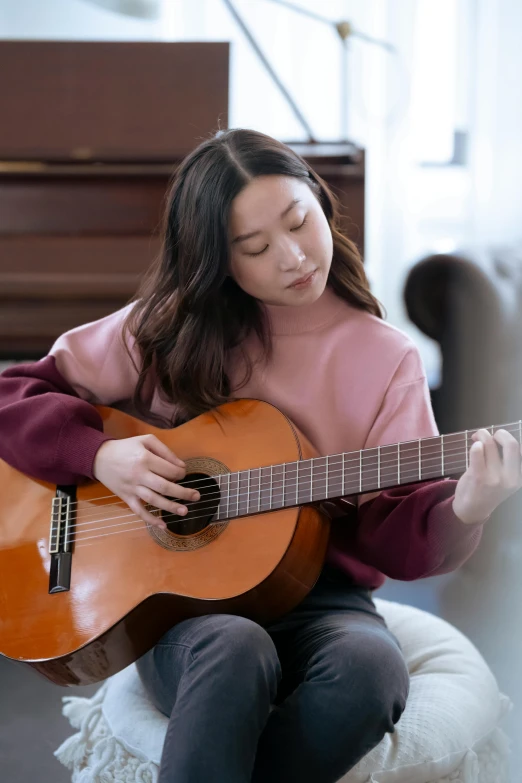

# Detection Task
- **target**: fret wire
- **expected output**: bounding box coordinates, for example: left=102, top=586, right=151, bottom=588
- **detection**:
left=342, top=453, right=345, bottom=496
left=282, top=463, right=285, bottom=509
left=441, top=434, right=445, bottom=476
left=226, top=473, right=230, bottom=518
left=359, top=451, right=361, bottom=492
left=418, top=439, right=421, bottom=480
left=519, top=421, right=521, bottom=446
left=377, top=445, right=381, bottom=489
left=257, top=469, right=261, bottom=513
left=465, top=431, right=469, bottom=470
left=270, top=465, right=273, bottom=510
left=397, top=442, right=400, bottom=484
left=310, top=459, right=313, bottom=503
left=326, top=455, right=329, bottom=499
left=247, top=468, right=251, bottom=515
left=236, top=471, right=240, bottom=517
left=296, top=461, right=299, bottom=505
left=216, top=475, right=222, bottom=520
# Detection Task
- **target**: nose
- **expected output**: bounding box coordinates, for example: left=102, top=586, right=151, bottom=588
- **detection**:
left=278, top=238, right=306, bottom=271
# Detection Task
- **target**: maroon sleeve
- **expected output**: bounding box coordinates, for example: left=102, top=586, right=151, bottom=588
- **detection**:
left=329, top=479, right=483, bottom=580
left=0, top=356, right=113, bottom=485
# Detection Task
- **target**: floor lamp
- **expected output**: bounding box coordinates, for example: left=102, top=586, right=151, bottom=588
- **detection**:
left=85, top=0, right=394, bottom=144
left=224, top=0, right=396, bottom=143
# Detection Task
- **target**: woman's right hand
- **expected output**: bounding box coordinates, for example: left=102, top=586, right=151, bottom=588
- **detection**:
left=92, top=435, right=200, bottom=530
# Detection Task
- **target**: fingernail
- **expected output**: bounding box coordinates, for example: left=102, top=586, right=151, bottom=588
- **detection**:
left=178, top=507, right=187, bottom=515
left=193, top=492, right=200, bottom=501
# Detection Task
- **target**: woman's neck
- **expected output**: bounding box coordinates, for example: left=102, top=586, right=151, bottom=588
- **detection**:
left=263, top=285, right=346, bottom=336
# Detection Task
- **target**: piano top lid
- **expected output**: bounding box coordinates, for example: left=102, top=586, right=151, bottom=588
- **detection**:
left=0, top=40, right=229, bottom=163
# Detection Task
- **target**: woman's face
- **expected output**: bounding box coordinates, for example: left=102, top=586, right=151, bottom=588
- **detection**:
left=228, top=175, right=333, bottom=307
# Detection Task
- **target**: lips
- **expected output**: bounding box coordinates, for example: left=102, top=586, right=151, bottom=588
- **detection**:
left=288, top=270, right=316, bottom=287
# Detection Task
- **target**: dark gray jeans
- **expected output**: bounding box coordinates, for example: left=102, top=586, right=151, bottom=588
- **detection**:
left=136, top=567, right=409, bottom=783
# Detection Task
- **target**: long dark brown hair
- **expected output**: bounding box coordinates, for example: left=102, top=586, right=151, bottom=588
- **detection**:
left=124, top=128, right=383, bottom=425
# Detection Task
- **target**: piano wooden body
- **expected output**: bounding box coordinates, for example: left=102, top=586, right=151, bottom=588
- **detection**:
left=0, top=41, right=365, bottom=359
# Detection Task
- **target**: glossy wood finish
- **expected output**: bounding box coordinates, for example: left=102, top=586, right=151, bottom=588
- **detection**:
left=0, top=148, right=364, bottom=359
left=0, top=41, right=364, bottom=359
left=0, top=42, right=230, bottom=162
left=0, top=40, right=230, bottom=359
left=0, top=400, right=330, bottom=686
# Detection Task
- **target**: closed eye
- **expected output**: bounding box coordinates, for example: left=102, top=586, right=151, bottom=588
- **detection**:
left=291, top=217, right=307, bottom=231
left=247, top=245, right=269, bottom=257
left=246, top=216, right=307, bottom=256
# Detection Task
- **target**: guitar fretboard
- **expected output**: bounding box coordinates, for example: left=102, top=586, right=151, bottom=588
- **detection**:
left=213, top=421, right=522, bottom=521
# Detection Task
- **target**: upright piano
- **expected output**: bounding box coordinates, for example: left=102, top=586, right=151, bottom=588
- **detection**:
left=0, top=41, right=365, bottom=359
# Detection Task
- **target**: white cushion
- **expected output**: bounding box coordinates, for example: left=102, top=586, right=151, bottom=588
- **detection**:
left=55, top=599, right=512, bottom=783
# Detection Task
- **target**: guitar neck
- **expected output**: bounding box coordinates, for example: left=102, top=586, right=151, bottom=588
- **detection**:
left=214, top=420, right=522, bottom=521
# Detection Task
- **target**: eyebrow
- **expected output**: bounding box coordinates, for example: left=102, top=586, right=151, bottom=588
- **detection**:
left=231, top=198, right=301, bottom=244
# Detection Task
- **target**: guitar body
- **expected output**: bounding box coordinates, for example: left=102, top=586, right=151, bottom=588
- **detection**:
left=0, top=399, right=331, bottom=686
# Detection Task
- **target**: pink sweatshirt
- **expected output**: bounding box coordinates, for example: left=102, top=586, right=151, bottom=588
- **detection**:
left=0, top=286, right=482, bottom=588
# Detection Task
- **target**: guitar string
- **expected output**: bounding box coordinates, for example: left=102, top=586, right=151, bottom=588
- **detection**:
left=66, top=432, right=519, bottom=531
left=69, top=455, right=476, bottom=543
left=67, top=442, right=474, bottom=530
left=61, top=438, right=458, bottom=512
left=65, top=440, right=519, bottom=535
left=72, top=457, right=473, bottom=548
left=59, top=420, right=522, bottom=512
left=62, top=423, right=522, bottom=513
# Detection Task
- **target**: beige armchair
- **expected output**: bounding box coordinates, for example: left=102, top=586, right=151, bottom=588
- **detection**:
left=403, top=246, right=522, bottom=770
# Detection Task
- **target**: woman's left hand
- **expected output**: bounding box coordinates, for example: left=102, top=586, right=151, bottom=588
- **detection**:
left=452, top=428, right=522, bottom=525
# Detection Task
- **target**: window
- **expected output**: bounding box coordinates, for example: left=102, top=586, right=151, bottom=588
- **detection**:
left=410, top=0, right=473, bottom=166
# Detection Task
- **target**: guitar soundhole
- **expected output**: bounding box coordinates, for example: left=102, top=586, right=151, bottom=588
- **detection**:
left=162, top=473, right=221, bottom=536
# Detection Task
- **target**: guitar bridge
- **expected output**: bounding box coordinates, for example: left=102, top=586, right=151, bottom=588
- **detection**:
left=48, top=485, right=76, bottom=593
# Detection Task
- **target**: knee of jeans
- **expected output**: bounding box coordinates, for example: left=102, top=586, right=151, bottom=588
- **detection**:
left=216, top=615, right=277, bottom=657
left=321, top=630, right=409, bottom=727
left=194, top=615, right=280, bottom=675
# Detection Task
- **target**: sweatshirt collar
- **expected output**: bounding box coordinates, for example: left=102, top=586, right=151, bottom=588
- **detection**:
left=263, top=284, right=346, bottom=335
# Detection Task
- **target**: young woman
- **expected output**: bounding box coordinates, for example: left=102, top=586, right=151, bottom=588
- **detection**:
left=1, top=129, right=520, bottom=783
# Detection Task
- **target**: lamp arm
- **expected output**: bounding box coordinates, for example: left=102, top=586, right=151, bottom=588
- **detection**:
left=222, top=0, right=316, bottom=142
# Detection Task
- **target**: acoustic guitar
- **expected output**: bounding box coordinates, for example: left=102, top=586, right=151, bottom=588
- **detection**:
left=0, top=399, right=516, bottom=686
